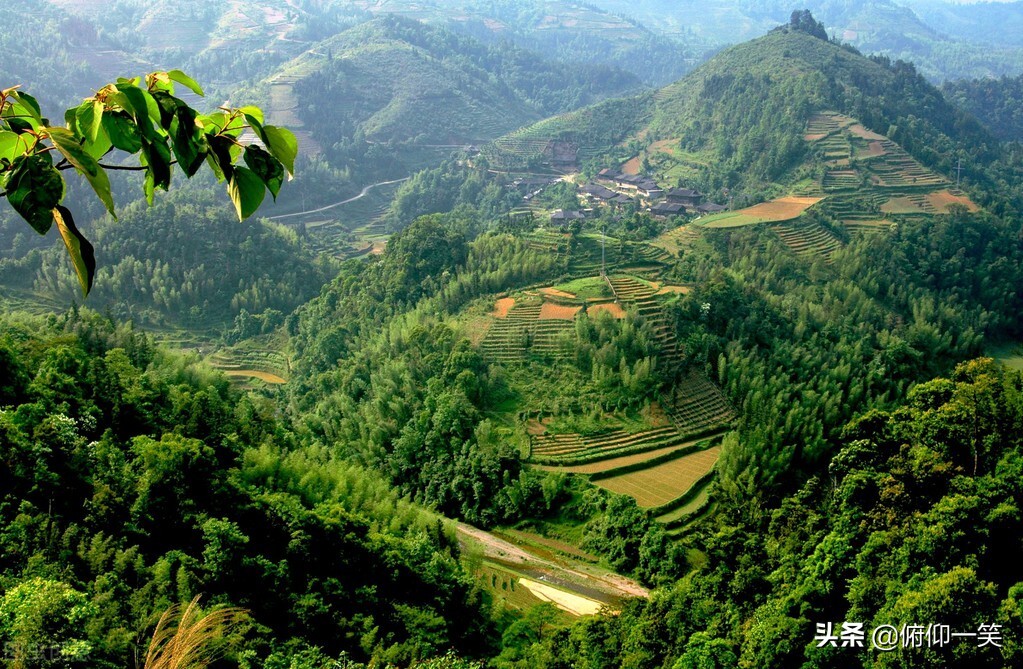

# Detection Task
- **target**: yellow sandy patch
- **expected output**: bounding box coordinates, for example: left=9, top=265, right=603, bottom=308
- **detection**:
left=224, top=370, right=287, bottom=384
left=539, top=303, right=582, bottom=320
left=588, top=302, right=626, bottom=319
left=540, top=287, right=577, bottom=299
left=621, top=156, right=641, bottom=175
left=656, top=285, right=691, bottom=295
left=492, top=297, right=515, bottom=318
left=517, top=578, right=605, bottom=616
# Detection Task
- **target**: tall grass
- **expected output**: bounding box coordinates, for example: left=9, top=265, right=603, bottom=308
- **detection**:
left=142, top=596, right=245, bottom=669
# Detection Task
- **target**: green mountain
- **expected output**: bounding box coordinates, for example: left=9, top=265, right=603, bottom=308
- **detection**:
left=275, top=16, right=641, bottom=152
left=487, top=25, right=993, bottom=202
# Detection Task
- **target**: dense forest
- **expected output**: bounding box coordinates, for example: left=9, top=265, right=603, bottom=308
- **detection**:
left=0, top=182, right=335, bottom=329
left=944, top=73, right=1023, bottom=142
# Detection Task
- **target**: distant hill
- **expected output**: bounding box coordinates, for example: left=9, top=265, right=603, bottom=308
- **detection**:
left=485, top=25, right=995, bottom=217
left=285, top=16, right=642, bottom=150
left=588, top=0, right=1023, bottom=81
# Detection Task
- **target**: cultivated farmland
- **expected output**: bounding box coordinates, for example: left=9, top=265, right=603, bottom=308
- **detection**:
left=594, top=445, right=722, bottom=508
left=698, top=196, right=824, bottom=228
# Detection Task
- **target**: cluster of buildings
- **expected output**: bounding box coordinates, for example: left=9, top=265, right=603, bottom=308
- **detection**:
left=510, top=168, right=727, bottom=227
left=573, top=170, right=726, bottom=222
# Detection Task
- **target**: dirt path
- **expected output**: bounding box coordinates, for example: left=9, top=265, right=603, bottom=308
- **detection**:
left=454, top=522, right=649, bottom=602
left=269, top=177, right=409, bottom=220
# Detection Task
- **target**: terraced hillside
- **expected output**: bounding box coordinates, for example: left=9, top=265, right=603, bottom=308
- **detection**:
left=770, top=219, right=843, bottom=260
left=532, top=425, right=684, bottom=465
left=804, top=111, right=978, bottom=234
left=661, top=371, right=736, bottom=437
left=480, top=299, right=574, bottom=363
left=607, top=276, right=681, bottom=365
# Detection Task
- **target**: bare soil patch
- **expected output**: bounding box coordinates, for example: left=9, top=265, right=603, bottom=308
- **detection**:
left=492, top=297, right=515, bottom=318
left=926, top=190, right=979, bottom=212
left=849, top=124, right=886, bottom=140
left=540, top=287, right=577, bottom=299
left=588, top=302, right=626, bottom=319
left=540, top=303, right=582, bottom=320
left=621, top=156, right=642, bottom=175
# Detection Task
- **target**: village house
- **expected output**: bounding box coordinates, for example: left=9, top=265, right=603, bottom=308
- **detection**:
left=650, top=202, right=686, bottom=217
left=549, top=209, right=586, bottom=225
left=666, top=187, right=703, bottom=207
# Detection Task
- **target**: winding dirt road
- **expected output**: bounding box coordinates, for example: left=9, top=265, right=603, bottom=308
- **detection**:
left=269, top=177, right=409, bottom=220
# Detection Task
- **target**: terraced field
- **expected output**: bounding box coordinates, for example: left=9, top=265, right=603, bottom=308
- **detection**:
left=534, top=433, right=721, bottom=473
left=804, top=110, right=978, bottom=237
left=770, top=219, right=843, bottom=260
left=480, top=299, right=575, bottom=363
left=698, top=196, right=824, bottom=228
left=531, top=425, right=683, bottom=464
left=207, top=346, right=290, bottom=386
left=593, top=445, right=722, bottom=508
left=661, top=371, right=735, bottom=437
left=653, top=224, right=702, bottom=256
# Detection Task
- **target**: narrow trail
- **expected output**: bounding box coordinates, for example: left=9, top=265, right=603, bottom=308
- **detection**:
left=269, top=177, right=409, bottom=221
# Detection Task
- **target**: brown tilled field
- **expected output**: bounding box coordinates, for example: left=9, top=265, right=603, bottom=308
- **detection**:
left=621, top=156, right=642, bottom=174
left=848, top=124, right=886, bottom=140
left=926, top=190, right=979, bottom=212
left=656, top=285, right=691, bottom=295
left=740, top=196, right=823, bottom=220
left=649, top=139, right=679, bottom=156
left=595, top=445, right=722, bottom=507
left=492, top=297, right=516, bottom=318
left=588, top=302, right=626, bottom=319
left=540, top=303, right=582, bottom=320
left=540, top=287, right=577, bottom=299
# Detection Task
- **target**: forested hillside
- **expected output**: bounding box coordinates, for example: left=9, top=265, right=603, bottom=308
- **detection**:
left=292, top=15, right=641, bottom=148
left=944, top=73, right=1023, bottom=142
left=0, top=310, right=493, bottom=667
left=0, top=182, right=335, bottom=329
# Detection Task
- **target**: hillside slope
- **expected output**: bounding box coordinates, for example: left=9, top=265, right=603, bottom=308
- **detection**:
left=280, top=16, right=642, bottom=152
left=488, top=26, right=994, bottom=195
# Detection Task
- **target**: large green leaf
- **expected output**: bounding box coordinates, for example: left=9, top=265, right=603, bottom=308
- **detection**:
left=141, top=136, right=173, bottom=193
left=53, top=205, right=96, bottom=297
left=47, top=127, right=116, bottom=217
left=262, top=125, right=298, bottom=177
left=168, top=70, right=204, bottom=97
left=5, top=154, right=64, bottom=235
left=173, top=106, right=206, bottom=176
left=102, top=112, right=142, bottom=153
left=75, top=100, right=104, bottom=143
left=243, top=145, right=284, bottom=200
left=116, top=84, right=156, bottom=140
left=0, top=130, right=34, bottom=164
left=227, top=166, right=266, bottom=220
